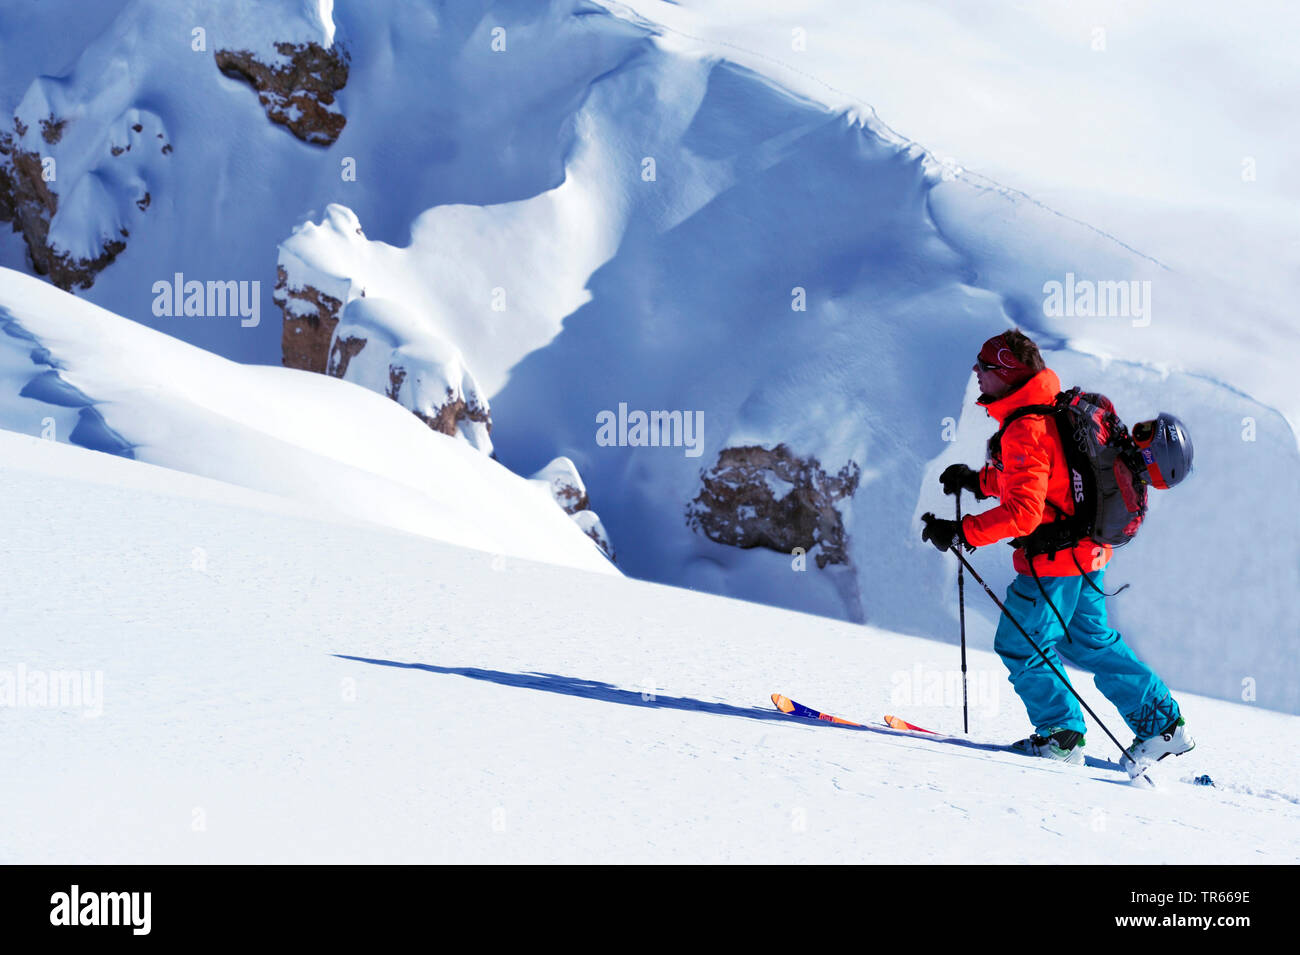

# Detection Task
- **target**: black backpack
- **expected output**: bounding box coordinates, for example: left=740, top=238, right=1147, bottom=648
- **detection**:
left=989, top=388, right=1148, bottom=557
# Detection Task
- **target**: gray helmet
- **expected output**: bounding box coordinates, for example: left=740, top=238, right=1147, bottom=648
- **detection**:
left=1132, top=413, right=1193, bottom=489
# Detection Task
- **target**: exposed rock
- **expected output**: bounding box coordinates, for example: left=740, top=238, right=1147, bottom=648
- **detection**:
left=554, top=482, right=589, bottom=514
left=215, top=42, right=349, bottom=146
left=529, top=457, right=614, bottom=562
left=385, top=365, right=405, bottom=401
left=0, top=120, right=128, bottom=291
left=530, top=456, right=591, bottom=515
left=327, top=334, right=366, bottom=378
left=0, top=109, right=161, bottom=291
left=686, top=443, right=860, bottom=568
left=276, top=208, right=496, bottom=453
left=276, top=264, right=343, bottom=374
left=399, top=378, right=492, bottom=442
left=572, top=509, right=615, bottom=563
left=39, top=115, right=65, bottom=145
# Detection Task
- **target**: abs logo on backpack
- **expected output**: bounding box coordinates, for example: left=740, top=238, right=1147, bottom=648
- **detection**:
left=1072, top=468, right=1085, bottom=502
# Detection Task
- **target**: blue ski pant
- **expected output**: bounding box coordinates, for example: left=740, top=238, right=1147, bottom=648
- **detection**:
left=993, top=569, right=1179, bottom=739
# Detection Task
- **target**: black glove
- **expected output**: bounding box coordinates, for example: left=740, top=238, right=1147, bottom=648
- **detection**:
left=921, top=512, right=973, bottom=553
left=939, top=463, right=986, bottom=499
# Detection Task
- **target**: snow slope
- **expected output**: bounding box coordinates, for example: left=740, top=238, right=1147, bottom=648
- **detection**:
left=2, top=430, right=1296, bottom=863
left=0, top=267, right=614, bottom=574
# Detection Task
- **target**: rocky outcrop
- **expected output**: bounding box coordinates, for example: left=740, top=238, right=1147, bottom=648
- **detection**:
left=215, top=43, right=349, bottom=146
left=530, top=456, right=592, bottom=515
left=389, top=368, right=493, bottom=445
left=276, top=260, right=493, bottom=451
left=572, top=509, right=615, bottom=562
left=530, top=457, right=614, bottom=562
left=277, top=265, right=343, bottom=374
left=0, top=119, right=127, bottom=291
left=0, top=101, right=168, bottom=292
left=686, top=444, right=860, bottom=568
left=277, top=207, right=495, bottom=454
left=327, top=334, right=367, bottom=379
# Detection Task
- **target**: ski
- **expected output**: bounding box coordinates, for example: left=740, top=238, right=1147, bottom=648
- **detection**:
left=772, top=693, right=976, bottom=741
left=770, top=693, right=864, bottom=726
left=882, top=711, right=1224, bottom=789
left=883, top=714, right=939, bottom=734
left=769, top=693, right=1207, bottom=788
left=771, top=693, right=1008, bottom=751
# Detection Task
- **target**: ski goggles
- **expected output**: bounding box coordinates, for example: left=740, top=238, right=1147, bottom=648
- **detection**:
left=1131, top=420, right=1170, bottom=489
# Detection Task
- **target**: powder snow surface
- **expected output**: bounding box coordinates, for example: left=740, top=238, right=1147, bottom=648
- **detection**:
left=2, top=431, right=1296, bottom=863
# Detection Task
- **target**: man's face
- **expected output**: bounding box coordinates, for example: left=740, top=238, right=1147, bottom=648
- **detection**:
left=974, top=359, right=1006, bottom=398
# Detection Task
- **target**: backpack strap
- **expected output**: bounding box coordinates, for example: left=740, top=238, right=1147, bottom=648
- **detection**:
left=988, top=391, right=1087, bottom=558
left=988, top=400, right=1061, bottom=460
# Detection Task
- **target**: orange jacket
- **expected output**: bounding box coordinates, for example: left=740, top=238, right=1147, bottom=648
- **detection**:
left=961, top=367, right=1112, bottom=577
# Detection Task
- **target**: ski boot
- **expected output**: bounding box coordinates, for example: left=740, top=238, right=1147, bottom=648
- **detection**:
left=1010, top=727, right=1085, bottom=765
left=1123, top=717, right=1195, bottom=778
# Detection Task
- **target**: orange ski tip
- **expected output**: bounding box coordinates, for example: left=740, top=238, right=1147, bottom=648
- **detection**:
left=772, top=693, right=795, bottom=714
left=885, top=714, right=938, bottom=734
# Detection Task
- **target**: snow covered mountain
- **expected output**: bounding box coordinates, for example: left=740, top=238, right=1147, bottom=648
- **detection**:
left=1, top=0, right=1297, bottom=718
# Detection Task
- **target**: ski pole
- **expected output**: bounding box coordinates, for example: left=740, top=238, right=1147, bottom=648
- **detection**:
left=949, top=549, right=1140, bottom=770
left=956, top=491, right=968, bottom=734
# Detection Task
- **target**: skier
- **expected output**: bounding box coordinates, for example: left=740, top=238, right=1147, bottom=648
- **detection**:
left=919, top=330, right=1195, bottom=767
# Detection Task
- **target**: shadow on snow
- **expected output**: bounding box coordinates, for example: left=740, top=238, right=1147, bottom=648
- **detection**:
left=332, top=654, right=1125, bottom=772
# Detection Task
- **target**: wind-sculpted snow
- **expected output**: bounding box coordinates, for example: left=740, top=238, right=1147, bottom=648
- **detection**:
left=0, top=0, right=651, bottom=364
left=0, top=0, right=337, bottom=291
left=0, top=306, right=135, bottom=457
left=490, top=61, right=982, bottom=629
left=0, top=268, right=616, bottom=575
